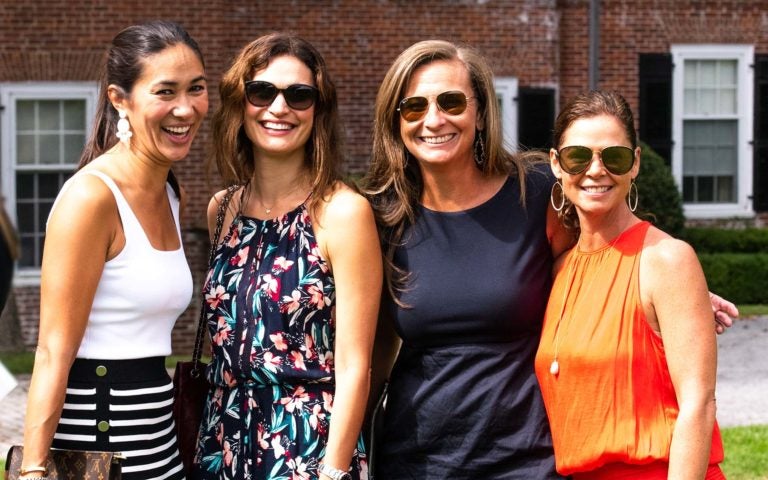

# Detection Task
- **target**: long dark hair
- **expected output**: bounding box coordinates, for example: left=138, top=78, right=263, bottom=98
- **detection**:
left=79, top=20, right=205, bottom=197
left=209, top=32, right=343, bottom=214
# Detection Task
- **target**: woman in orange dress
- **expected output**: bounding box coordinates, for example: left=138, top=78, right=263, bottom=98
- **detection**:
left=534, top=90, right=725, bottom=479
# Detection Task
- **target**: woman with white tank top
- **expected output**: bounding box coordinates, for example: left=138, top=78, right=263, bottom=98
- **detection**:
left=18, top=21, right=208, bottom=480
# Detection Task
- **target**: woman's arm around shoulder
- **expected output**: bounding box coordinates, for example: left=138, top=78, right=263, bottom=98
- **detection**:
left=21, top=173, right=119, bottom=472
left=640, top=227, right=717, bottom=480
left=313, top=183, right=383, bottom=475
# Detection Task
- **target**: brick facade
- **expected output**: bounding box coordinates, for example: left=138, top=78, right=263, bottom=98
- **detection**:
left=2, top=0, right=766, bottom=352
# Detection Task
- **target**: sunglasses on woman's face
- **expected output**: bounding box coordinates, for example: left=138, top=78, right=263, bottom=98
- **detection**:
left=244, top=80, right=318, bottom=110
left=555, top=145, right=635, bottom=175
left=397, top=91, right=473, bottom=122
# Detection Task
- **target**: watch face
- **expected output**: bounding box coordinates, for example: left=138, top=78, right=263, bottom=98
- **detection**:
left=340, top=474, right=352, bottom=480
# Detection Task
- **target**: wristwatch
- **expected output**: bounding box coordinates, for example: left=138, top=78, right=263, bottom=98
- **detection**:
left=318, top=463, right=352, bottom=480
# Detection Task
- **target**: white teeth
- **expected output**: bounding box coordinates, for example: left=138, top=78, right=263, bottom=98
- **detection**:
left=164, top=125, right=190, bottom=134
left=263, top=121, right=292, bottom=130
left=583, top=186, right=610, bottom=193
left=422, top=134, right=453, bottom=144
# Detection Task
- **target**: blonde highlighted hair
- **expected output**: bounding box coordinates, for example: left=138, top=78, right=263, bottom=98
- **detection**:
left=362, top=39, right=531, bottom=302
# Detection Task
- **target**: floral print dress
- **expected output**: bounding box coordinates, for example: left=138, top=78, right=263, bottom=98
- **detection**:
left=196, top=201, right=367, bottom=480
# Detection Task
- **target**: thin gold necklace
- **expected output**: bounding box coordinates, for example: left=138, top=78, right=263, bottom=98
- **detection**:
left=245, top=180, right=310, bottom=216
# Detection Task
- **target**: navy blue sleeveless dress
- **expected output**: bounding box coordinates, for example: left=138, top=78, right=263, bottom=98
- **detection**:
left=377, top=167, right=564, bottom=479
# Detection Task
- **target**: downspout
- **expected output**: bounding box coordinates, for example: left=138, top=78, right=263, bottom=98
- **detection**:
left=588, top=0, right=600, bottom=90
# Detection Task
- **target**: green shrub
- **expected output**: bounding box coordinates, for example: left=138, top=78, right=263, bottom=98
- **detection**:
left=635, top=142, right=685, bottom=237
left=698, top=253, right=768, bottom=304
left=681, top=227, right=768, bottom=254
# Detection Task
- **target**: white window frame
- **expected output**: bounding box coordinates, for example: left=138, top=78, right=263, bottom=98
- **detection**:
left=0, top=82, right=98, bottom=284
left=494, top=77, right=519, bottom=152
left=671, top=44, right=754, bottom=219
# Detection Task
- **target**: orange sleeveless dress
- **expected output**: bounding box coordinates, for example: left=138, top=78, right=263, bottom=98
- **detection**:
left=534, top=221, right=725, bottom=478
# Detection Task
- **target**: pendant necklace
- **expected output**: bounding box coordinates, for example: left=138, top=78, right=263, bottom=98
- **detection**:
left=248, top=179, right=310, bottom=217
left=549, top=253, right=576, bottom=376
left=549, top=230, right=624, bottom=376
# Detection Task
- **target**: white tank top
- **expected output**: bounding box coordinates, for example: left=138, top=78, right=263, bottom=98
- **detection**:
left=49, top=170, right=193, bottom=359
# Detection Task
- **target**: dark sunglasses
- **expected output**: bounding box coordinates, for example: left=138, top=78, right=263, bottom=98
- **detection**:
left=555, top=145, right=635, bottom=175
left=244, top=80, right=318, bottom=110
left=397, top=91, right=473, bottom=122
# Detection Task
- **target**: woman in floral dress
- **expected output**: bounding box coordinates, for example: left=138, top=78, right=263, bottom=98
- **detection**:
left=195, top=33, right=382, bottom=480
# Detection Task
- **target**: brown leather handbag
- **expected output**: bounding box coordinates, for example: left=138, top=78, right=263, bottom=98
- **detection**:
left=5, top=446, right=123, bottom=480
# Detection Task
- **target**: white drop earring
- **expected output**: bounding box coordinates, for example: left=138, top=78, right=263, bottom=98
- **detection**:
left=116, top=110, right=132, bottom=145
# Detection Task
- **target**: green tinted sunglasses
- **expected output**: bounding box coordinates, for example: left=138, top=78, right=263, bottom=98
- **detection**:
left=556, top=145, right=635, bottom=175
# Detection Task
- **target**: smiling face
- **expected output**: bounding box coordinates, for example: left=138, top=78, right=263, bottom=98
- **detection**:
left=550, top=113, right=640, bottom=218
left=117, top=43, right=208, bottom=164
left=399, top=59, right=481, bottom=171
left=243, top=54, right=315, bottom=163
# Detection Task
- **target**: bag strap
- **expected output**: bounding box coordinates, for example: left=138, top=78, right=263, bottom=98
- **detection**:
left=191, top=185, right=239, bottom=373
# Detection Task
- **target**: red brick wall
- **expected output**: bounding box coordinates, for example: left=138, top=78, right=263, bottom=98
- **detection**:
left=559, top=0, right=768, bottom=121
left=4, top=0, right=766, bottom=352
left=1, top=0, right=560, bottom=352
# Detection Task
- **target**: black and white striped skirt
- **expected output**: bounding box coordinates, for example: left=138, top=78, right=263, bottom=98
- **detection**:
left=52, top=357, right=185, bottom=480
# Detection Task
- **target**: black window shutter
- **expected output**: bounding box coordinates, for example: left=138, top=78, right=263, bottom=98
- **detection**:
left=638, top=54, right=673, bottom=165
left=753, top=54, right=768, bottom=212
left=517, top=87, right=555, bottom=151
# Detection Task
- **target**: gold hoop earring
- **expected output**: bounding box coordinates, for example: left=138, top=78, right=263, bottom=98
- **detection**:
left=551, top=180, right=566, bottom=212
left=627, top=179, right=639, bottom=212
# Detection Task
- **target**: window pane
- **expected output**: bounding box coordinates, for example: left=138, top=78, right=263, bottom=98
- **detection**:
left=16, top=202, right=35, bottom=233
left=683, top=176, right=695, bottom=202
left=39, top=134, right=60, bottom=164
left=19, top=235, right=37, bottom=267
left=719, top=88, right=737, bottom=114
left=63, top=100, right=86, bottom=130
left=16, top=100, right=35, bottom=131
left=14, top=171, right=73, bottom=269
left=697, top=177, right=714, bottom=202
left=64, top=134, right=85, bottom=164
left=716, top=175, right=734, bottom=201
left=684, top=89, right=698, bottom=115
left=683, top=59, right=739, bottom=116
left=700, top=62, right=717, bottom=85
left=16, top=173, right=34, bottom=199
left=700, top=88, right=716, bottom=115
left=38, top=201, right=54, bottom=231
left=16, top=133, right=36, bottom=164
left=684, top=62, right=698, bottom=86
left=682, top=119, right=737, bottom=203
left=39, top=173, right=63, bottom=199
left=719, top=60, right=737, bottom=85
left=10, top=89, right=94, bottom=269
left=38, top=101, right=60, bottom=130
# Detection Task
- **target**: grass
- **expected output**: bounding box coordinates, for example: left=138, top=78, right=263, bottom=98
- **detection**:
left=737, top=304, right=768, bottom=318
left=722, top=424, right=768, bottom=479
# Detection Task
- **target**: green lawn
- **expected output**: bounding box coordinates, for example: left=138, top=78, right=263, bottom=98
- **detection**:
left=722, top=424, right=768, bottom=479
left=737, top=304, right=768, bottom=317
